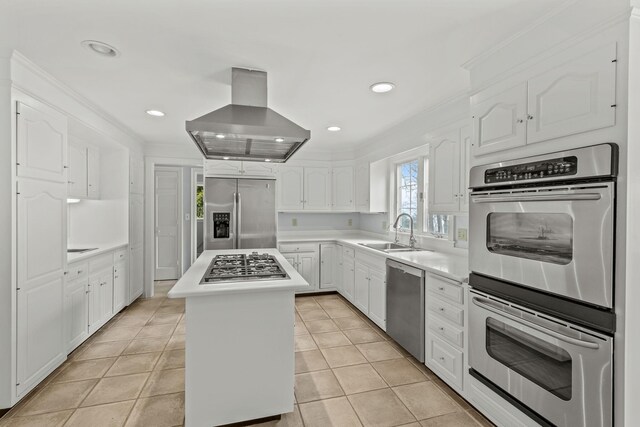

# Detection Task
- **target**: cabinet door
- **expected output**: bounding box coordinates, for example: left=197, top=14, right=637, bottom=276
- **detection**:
left=67, top=142, right=87, bottom=198
left=319, top=244, right=336, bottom=289
left=88, top=276, right=101, bottom=334
left=332, top=166, right=354, bottom=211
left=368, top=268, right=386, bottom=330
left=335, top=246, right=344, bottom=293
left=304, top=167, right=331, bottom=210
left=16, top=179, right=66, bottom=396
left=277, top=167, right=304, bottom=210
left=242, top=162, right=276, bottom=177
left=100, top=271, right=114, bottom=324
left=283, top=254, right=298, bottom=270
left=130, top=153, right=145, bottom=195
left=354, top=262, right=370, bottom=313
left=429, top=131, right=461, bottom=214
left=130, top=194, right=144, bottom=247
left=459, top=126, right=471, bottom=213
left=87, top=146, right=100, bottom=199
left=129, top=245, right=144, bottom=302
left=113, top=260, right=128, bottom=313
left=471, top=83, right=527, bottom=156
left=298, top=252, right=318, bottom=289
left=204, top=160, right=244, bottom=177
left=342, top=258, right=355, bottom=303
left=527, top=43, right=616, bottom=144
left=16, top=101, right=68, bottom=183
left=355, top=164, right=370, bottom=212
left=66, top=278, right=89, bottom=352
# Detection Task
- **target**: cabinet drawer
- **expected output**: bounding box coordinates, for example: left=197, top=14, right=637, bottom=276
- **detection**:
left=113, top=248, right=127, bottom=263
left=89, top=254, right=113, bottom=273
left=427, top=295, right=464, bottom=326
left=355, top=250, right=386, bottom=270
left=279, top=242, right=317, bottom=253
left=426, top=334, right=463, bottom=389
left=66, top=262, right=89, bottom=282
left=428, top=314, right=464, bottom=348
left=427, top=274, right=463, bottom=304
left=342, top=247, right=355, bottom=258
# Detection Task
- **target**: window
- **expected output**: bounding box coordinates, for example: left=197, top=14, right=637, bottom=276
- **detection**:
left=196, top=185, right=204, bottom=219
left=397, top=160, right=419, bottom=229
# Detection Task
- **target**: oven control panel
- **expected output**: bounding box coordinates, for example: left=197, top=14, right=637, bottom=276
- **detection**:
left=484, top=156, right=577, bottom=184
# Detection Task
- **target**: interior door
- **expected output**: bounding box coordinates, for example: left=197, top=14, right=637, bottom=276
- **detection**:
left=155, top=168, right=180, bottom=280
left=238, top=179, right=277, bottom=249
left=16, top=179, right=67, bottom=396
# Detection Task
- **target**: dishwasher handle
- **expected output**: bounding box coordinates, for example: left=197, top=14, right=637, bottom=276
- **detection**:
left=386, top=259, right=424, bottom=278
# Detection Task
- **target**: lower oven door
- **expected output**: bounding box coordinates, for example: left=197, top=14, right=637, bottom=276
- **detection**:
left=469, top=293, right=612, bottom=427
left=469, top=182, right=614, bottom=308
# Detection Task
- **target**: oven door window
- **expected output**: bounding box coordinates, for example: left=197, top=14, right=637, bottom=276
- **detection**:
left=486, top=318, right=572, bottom=401
left=486, top=213, right=573, bottom=265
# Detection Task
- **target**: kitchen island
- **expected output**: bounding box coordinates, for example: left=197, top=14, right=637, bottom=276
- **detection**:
left=168, top=248, right=309, bottom=427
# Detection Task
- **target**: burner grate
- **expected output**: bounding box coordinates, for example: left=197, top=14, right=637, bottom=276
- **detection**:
left=201, top=252, right=288, bottom=284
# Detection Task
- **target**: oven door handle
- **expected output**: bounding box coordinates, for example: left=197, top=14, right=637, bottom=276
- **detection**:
left=471, top=193, right=602, bottom=203
left=471, top=297, right=600, bottom=349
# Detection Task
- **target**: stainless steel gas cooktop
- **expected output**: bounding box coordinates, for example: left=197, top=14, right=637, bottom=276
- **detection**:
left=200, top=252, right=289, bottom=284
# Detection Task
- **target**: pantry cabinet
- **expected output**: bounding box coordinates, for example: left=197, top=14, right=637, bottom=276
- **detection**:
left=129, top=152, right=145, bottom=195
left=332, top=166, right=355, bottom=211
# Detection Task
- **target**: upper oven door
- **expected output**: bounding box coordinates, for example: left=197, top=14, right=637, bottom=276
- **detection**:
left=469, top=182, right=614, bottom=308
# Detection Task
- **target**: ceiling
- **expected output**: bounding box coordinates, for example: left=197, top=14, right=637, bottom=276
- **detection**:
left=2, top=0, right=563, bottom=153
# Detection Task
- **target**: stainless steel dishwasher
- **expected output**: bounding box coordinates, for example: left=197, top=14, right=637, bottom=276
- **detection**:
left=386, top=259, right=425, bottom=362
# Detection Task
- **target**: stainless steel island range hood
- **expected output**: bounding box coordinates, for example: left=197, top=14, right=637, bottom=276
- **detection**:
left=186, top=67, right=311, bottom=162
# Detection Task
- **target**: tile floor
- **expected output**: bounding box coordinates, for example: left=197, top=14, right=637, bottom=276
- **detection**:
left=0, top=283, right=494, bottom=427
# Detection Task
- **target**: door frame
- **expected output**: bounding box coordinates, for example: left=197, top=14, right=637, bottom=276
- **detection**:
left=154, top=166, right=183, bottom=281
left=190, top=167, right=203, bottom=265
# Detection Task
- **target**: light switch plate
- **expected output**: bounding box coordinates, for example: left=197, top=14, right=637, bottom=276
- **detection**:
left=457, top=228, right=468, bottom=241
left=382, top=221, right=387, bottom=230
left=292, top=218, right=298, bottom=226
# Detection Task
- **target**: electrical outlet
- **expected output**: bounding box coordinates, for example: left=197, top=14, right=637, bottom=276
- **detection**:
left=457, top=228, right=468, bottom=241
left=292, top=218, right=298, bottom=227
left=348, top=218, right=353, bottom=227
left=382, top=221, right=387, bottom=230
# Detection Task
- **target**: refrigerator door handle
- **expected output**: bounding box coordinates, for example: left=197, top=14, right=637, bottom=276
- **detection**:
left=233, top=192, right=238, bottom=249
left=237, top=192, right=242, bottom=249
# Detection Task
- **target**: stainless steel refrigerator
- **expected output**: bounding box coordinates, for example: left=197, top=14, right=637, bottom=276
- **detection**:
left=204, top=178, right=277, bottom=250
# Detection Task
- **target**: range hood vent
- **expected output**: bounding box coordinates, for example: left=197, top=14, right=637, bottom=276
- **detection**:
left=186, top=68, right=310, bottom=162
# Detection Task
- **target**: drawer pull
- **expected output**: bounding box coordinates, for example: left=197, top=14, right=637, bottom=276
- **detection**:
left=438, top=307, right=445, bottom=312
left=438, top=327, right=445, bottom=331
left=438, top=287, right=445, bottom=291
left=439, top=356, right=445, bottom=362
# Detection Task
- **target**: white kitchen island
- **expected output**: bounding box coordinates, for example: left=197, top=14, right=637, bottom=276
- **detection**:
left=168, top=248, right=309, bottom=427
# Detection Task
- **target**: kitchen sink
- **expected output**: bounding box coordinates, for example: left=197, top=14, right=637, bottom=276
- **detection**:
left=359, top=243, right=428, bottom=253
left=67, top=248, right=97, bottom=254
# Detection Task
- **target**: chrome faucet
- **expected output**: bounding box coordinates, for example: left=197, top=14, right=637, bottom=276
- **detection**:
left=392, top=213, right=417, bottom=249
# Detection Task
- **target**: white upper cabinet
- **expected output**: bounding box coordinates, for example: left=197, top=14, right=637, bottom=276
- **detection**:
left=16, top=101, right=68, bottom=183
left=459, top=126, right=471, bottom=212
left=277, top=166, right=304, bottom=210
left=355, top=161, right=387, bottom=213
left=67, top=141, right=88, bottom=198
left=471, top=83, right=527, bottom=156
left=204, top=160, right=275, bottom=177
left=332, top=166, right=354, bottom=211
left=87, top=146, right=100, bottom=199
left=429, top=131, right=461, bottom=214
left=304, top=167, right=331, bottom=210
left=526, top=43, right=616, bottom=144
left=130, top=153, right=144, bottom=195
left=241, top=162, right=276, bottom=177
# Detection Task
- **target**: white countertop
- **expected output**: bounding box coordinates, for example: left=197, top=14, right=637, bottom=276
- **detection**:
left=67, top=242, right=128, bottom=263
left=167, top=248, right=310, bottom=298
left=278, top=232, right=469, bottom=283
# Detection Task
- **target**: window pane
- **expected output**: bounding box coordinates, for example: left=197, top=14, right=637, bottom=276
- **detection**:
left=428, top=214, right=449, bottom=236
left=397, top=159, right=419, bottom=231
left=196, top=185, right=204, bottom=219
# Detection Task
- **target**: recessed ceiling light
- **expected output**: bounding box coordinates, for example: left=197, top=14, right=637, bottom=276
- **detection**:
left=370, top=82, right=395, bottom=93
left=215, top=134, right=226, bottom=139
left=146, top=110, right=165, bottom=117
left=274, top=137, right=284, bottom=143
left=223, top=156, right=230, bottom=160
left=327, top=126, right=341, bottom=132
left=265, top=159, right=271, bottom=162
left=81, top=40, right=120, bottom=57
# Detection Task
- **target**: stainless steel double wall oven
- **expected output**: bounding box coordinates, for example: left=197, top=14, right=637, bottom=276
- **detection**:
left=468, top=144, right=618, bottom=427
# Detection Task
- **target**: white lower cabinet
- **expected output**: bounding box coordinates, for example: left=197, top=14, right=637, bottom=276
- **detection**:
left=352, top=251, right=387, bottom=330
left=279, top=243, right=319, bottom=292
left=64, top=262, right=89, bottom=352
left=368, top=268, right=386, bottom=329
left=129, top=245, right=144, bottom=301
left=342, top=256, right=355, bottom=302
left=354, top=261, right=370, bottom=313
left=319, top=243, right=337, bottom=289
left=113, top=250, right=129, bottom=313
left=334, top=245, right=344, bottom=293
left=88, top=258, right=114, bottom=335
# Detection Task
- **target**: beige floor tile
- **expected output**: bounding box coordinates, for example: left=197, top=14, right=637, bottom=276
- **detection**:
left=332, top=364, right=387, bottom=395
left=295, top=350, right=329, bottom=374
left=299, top=396, right=362, bottom=427
left=420, top=411, right=481, bottom=427
left=81, top=373, right=149, bottom=406
left=299, top=309, right=330, bottom=322
left=343, top=328, right=384, bottom=345
left=16, top=380, right=98, bottom=416
left=320, top=346, right=367, bottom=368
left=294, top=323, right=309, bottom=336
left=371, top=358, right=427, bottom=386
left=155, top=304, right=185, bottom=315
left=432, top=379, right=471, bottom=410
left=324, top=307, right=357, bottom=318
left=393, top=382, right=460, bottom=421
left=74, top=341, right=129, bottom=361
left=66, top=400, right=135, bottom=427
left=295, top=334, right=318, bottom=352
left=53, top=358, right=116, bottom=383
left=93, top=326, right=143, bottom=343
left=348, top=388, right=416, bottom=427
left=312, top=331, right=351, bottom=349
left=147, top=313, right=182, bottom=326
left=122, top=337, right=169, bottom=355
left=165, top=334, right=185, bottom=350
left=111, top=315, right=151, bottom=328
left=140, top=368, right=185, bottom=397
left=304, top=319, right=339, bottom=334
left=0, top=410, right=72, bottom=427
left=105, top=352, right=161, bottom=377
left=155, top=349, right=185, bottom=370
left=295, top=299, right=322, bottom=312
left=317, top=299, right=348, bottom=310
left=356, top=342, right=403, bottom=362
left=174, top=321, right=186, bottom=335
left=125, top=392, right=185, bottom=427
left=294, top=370, right=344, bottom=403
left=406, top=357, right=436, bottom=380
left=333, top=317, right=368, bottom=331
left=136, top=324, right=176, bottom=339
left=294, top=313, right=303, bottom=324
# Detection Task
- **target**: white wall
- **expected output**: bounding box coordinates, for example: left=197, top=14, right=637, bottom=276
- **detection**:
left=278, top=212, right=360, bottom=232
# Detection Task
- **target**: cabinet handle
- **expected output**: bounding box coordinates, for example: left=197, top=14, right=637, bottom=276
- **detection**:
left=438, top=307, right=445, bottom=312
left=439, top=327, right=445, bottom=331
left=439, top=356, right=445, bottom=362
left=68, top=181, right=75, bottom=184
left=438, top=287, right=445, bottom=291
left=114, top=276, right=119, bottom=279
left=527, top=114, right=534, bottom=120
left=517, top=119, right=524, bottom=123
